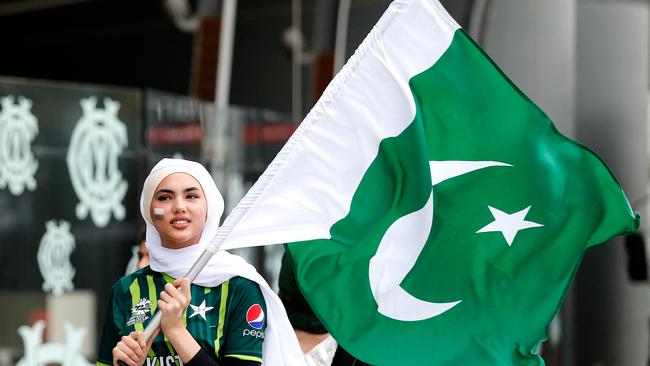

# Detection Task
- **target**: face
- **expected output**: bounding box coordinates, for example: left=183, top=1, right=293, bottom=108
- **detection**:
left=136, top=240, right=149, bottom=269
left=150, top=173, right=208, bottom=249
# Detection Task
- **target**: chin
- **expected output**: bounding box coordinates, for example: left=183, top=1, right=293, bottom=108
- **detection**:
left=162, top=237, right=199, bottom=249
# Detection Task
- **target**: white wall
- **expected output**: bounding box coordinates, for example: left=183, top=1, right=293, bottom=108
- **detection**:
left=483, top=0, right=576, bottom=138
left=574, top=2, right=649, bottom=365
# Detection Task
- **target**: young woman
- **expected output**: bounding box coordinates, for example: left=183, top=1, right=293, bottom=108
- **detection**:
left=97, top=158, right=304, bottom=366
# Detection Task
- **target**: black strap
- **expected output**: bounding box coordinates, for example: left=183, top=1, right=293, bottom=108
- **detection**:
left=185, top=349, right=262, bottom=366
left=185, top=349, right=220, bottom=366
left=221, top=355, right=261, bottom=366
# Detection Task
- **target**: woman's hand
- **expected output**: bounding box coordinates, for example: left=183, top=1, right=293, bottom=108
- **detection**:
left=112, top=331, right=148, bottom=366
left=158, top=278, right=191, bottom=335
left=158, top=278, right=201, bottom=363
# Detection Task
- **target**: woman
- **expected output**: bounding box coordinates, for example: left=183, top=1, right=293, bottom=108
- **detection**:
left=97, top=158, right=304, bottom=366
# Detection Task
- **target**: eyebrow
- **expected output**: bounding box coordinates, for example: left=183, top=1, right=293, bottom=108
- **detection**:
left=156, top=187, right=201, bottom=194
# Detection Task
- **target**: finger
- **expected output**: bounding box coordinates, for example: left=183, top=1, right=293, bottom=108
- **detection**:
left=168, top=280, right=189, bottom=307
left=159, top=290, right=172, bottom=303
left=159, top=293, right=180, bottom=310
left=115, top=342, right=138, bottom=365
left=123, top=333, right=145, bottom=359
left=158, top=296, right=181, bottom=319
left=162, top=284, right=185, bottom=307
left=117, top=340, right=137, bottom=361
left=174, top=278, right=190, bottom=295
left=113, top=348, right=135, bottom=366
left=164, top=283, right=178, bottom=295
left=177, top=278, right=191, bottom=301
left=131, top=331, right=147, bottom=353
left=112, top=347, right=123, bottom=366
left=164, top=282, right=187, bottom=303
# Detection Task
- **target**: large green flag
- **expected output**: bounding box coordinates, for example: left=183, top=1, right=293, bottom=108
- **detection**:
left=218, top=0, right=639, bottom=364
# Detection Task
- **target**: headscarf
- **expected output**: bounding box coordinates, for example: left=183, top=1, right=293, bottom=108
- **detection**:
left=140, top=158, right=306, bottom=366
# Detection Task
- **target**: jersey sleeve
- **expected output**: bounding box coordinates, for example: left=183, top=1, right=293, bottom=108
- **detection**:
left=96, top=281, right=129, bottom=366
left=97, top=285, right=118, bottom=366
left=221, top=277, right=266, bottom=363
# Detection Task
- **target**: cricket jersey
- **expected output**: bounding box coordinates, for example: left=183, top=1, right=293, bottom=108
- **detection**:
left=96, top=266, right=266, bottom=366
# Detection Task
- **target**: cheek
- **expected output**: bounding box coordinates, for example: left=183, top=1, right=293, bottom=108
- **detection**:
left=151, top=218, right=165, bottom=234
left=197, top=207, right=207, bottom=221
left=152, top=207, right=165, bottom=220
left=191, top=203, right=207, bottom=222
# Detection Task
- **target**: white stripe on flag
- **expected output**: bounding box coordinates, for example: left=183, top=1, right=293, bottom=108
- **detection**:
left=220, top=0, right=460, bottom=250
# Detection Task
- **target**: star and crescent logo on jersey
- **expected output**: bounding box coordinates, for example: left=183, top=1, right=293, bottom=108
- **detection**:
left=189, top=300, right=214, bottom=321
left=188, top=300, right=265, bottom=339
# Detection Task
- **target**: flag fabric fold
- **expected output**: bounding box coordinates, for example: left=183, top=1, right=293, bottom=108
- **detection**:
left=218, top=0, right=639, bottom=364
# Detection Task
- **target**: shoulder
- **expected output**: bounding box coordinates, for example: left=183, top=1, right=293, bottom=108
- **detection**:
left=225, top=276, right=267, bottom=309
left=228, top=276, right=262, bottom=291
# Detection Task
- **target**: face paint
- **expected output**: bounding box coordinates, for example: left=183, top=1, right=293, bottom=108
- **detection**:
left=153, top=207, right=164, bottom=220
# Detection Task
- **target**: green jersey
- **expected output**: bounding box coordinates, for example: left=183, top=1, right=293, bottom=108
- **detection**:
left=97, top=266, right=266, bottom=366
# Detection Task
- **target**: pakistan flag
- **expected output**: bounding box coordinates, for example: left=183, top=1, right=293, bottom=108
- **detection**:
left=218, top=0, right=639, bottom=364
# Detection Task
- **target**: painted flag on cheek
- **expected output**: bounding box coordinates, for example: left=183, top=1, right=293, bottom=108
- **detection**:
left=218, top=0, right=640, bottom=364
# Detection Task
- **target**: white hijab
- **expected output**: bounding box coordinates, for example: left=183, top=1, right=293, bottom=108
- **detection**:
left=140, top=158, right=305, bottom=366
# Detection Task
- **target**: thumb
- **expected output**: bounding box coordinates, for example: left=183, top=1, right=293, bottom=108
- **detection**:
left=132, top=331, right=146, bottom=350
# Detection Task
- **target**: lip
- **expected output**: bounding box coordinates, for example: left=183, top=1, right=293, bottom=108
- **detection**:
left=170, top=216, right=191, bottom=229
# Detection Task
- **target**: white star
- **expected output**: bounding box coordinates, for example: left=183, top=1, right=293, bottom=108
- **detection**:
left=476, top=205, right=543, bottom=246
left=189, top=300, right=214, bottom=321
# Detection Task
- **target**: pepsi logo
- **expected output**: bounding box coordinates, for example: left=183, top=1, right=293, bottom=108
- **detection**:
left=243, top=329, right=265, bottom=339
left=246, top=304, right=265, bottom=329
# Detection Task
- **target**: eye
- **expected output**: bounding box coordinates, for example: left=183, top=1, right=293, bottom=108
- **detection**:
left=187, top=193, right=201, bottom=199
left=156, top=194, right=172, bottom=201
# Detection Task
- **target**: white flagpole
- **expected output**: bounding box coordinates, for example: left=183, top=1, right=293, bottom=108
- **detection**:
left=142, top=249, right=215, bottom=339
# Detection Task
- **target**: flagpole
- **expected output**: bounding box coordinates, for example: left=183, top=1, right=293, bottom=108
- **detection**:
left=116, top=250, right=219, bottom=365
left=142, top=249, right=215, bottom=339
left=140, top=183, right=255, bottom=339
left=140, top=0, right=243, bottom=343
left=139, top=0, right=309, bottom=343
left=137, top=100, right=285, bottom=344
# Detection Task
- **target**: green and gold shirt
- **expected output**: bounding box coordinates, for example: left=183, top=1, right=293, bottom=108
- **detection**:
left=97, top=266, right=266, bottom=366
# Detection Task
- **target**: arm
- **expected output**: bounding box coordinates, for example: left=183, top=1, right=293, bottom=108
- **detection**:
left=159, top=279, right=256, bottom=366
left=183, top=350, right=260, bottom=366
left=158, top=278, right=260, bottom=366
left=157, top=278, right=200, bottom=364
left=97, top=286, right=120, bottom=366
left=97, top=282, right=156, bottom=366
left=220, top=278, right=265, bottom=366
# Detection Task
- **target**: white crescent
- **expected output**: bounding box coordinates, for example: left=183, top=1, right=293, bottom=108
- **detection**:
left=368, top=160, right=511, bottom=321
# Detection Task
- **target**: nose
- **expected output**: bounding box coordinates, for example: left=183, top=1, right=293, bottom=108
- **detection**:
left=173, top=198, right=187, bottom=214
